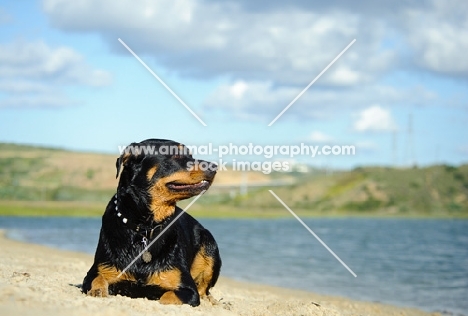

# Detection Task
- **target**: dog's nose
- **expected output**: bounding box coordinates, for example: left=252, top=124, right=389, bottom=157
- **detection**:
left=203, top=161, right=217, bottom=179
left=208, top=162, right=217, bottom=171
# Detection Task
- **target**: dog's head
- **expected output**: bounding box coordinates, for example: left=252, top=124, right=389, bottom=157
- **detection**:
left=116, top=139, right=217, bottom=221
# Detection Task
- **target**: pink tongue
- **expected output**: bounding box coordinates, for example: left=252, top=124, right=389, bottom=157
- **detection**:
left=173, top=184, right=194, bottom=189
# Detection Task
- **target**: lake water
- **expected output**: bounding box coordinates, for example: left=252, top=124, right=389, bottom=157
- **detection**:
left=0, top=216, right=467, bottom=315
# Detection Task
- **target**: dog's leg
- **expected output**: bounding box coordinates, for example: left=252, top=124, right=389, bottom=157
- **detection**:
left=190, top=247, right=214, bottom=299
left=88, top=274, right=110, bottom=297
left=147, top=269, right=200, bottom=306
left=83, top=264, right=110, bottom=297
left=84, top=264, right=135, bottom=297
left=191, top=232, right=222, bottom=304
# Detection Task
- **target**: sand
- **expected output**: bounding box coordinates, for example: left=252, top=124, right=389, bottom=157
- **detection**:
left=0, top=231, right=439, bottom=316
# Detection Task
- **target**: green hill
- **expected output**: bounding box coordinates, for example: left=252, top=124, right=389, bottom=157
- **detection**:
left=0, top=143, right=116, bottom=202
left=0, top=143, right=467, bottom=217
left=213, top=165, right=468, bottom=217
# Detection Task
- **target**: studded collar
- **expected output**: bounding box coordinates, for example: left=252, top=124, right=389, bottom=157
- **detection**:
left=112, top=193, right=163, bottom=240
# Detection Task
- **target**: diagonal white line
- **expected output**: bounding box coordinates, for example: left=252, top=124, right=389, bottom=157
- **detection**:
left=118, top=38, right=207, bottom=127
left=268, top=39, right=356, bottom=126
left=269, top=190, right=357, bottom=277
left=117, top=190, right=206, bottom=278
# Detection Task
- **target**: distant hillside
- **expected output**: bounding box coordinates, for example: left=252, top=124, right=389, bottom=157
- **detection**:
left=215, top=165, right=468, bottom=217
left=1, top=143, right=467, bottom=217
left=0, top=143, right=117, bottom=202
left=0, top=143, right=285, bottom=202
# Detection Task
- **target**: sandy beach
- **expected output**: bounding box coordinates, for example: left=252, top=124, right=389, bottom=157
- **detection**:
left=0, top=231, right=439, bottom=316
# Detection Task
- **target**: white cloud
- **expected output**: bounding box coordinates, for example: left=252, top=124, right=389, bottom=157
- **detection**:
left=0, top=40, right=111, bottom=108
left=42, top=0, right=395, bottom=87
left=0, top=40, right=111, bottom=86
left=353, top=105, right=397, bottom=132
left=204, top=80, right=436, bottom=121
left=43, top=0, right=468, bottom=82
left=40, top=0, right=464, bottom=118
left=402, top=0, right=468, bottom=76
left=310, top=131, right=334, bottom=143
left=204, top=80, right=300, bottom=121
left=229, top=81, right=249, bottom=99
left=0, top=80, right=52, bottom=94
left=42, top=0, right=468, bottom=82
left=0, top=94, right=76, bottom=108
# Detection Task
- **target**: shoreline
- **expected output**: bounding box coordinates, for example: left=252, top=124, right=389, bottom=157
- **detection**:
left=0, top=230, right=440, bottom=316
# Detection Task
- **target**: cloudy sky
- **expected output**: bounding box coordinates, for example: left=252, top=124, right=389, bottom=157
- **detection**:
left=0, top=0, right=467, bottom=168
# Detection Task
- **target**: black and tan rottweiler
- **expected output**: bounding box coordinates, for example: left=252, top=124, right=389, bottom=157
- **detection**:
left=82, top=139, right=221, bottom=306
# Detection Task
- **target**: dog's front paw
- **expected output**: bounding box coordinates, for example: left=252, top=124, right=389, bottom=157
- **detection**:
left=87, top=275, right=109, bottom=297
left=87, top=286, right=109, bottom=297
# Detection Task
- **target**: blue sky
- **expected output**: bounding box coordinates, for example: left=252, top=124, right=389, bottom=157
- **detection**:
left=0, top=0, right=467, bottom=169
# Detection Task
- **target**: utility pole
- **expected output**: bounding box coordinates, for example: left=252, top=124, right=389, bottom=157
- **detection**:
left=240, top=171, right=248, bottom=195
left=404, top=113, right=416, bottom=167
left=392, top=129, right=397, bottom=167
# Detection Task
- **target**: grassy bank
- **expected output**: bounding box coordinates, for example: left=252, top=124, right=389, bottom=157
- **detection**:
left=0, top=201, right=104, bottom=217
left=1, top=200, right=467, bottom=219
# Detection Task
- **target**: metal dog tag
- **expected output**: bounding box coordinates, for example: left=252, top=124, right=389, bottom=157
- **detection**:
left=141, top=236, right=152, bottom=263
left=142, top=251, right=152, bottom=263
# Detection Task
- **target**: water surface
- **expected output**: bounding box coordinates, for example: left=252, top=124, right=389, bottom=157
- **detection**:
left=1, top=217, right=466, bottom=315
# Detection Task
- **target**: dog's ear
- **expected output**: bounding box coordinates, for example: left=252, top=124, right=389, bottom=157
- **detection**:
left=116, top=142, right=141, bottom=178
left=116, top=156, right=122, bottom=179
left=116, top=153, right=131, bottom=179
